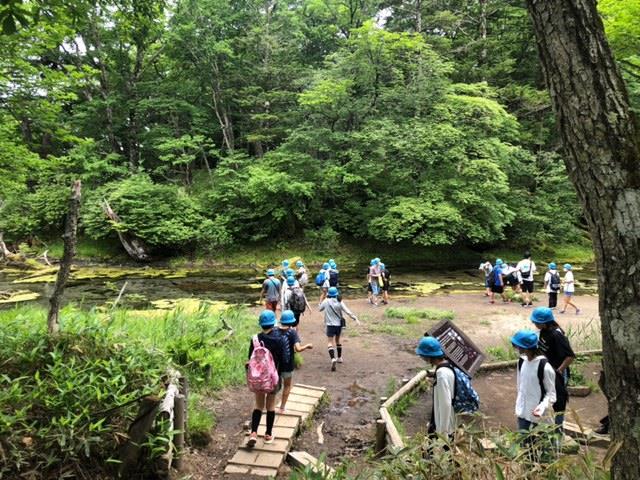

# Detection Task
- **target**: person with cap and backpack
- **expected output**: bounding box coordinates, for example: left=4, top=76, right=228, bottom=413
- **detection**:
left=319, top=286, right=360, bottom=371
left=260, top=269, right=282, bottom=311
left=245, top=310, right=290, bottom=447
left=415, top=336, right=479, bottom=439
left=530, top=307, right=575, bottom=433
left=316, top=262, right=331, bottom=304
left=328, top=260, right=340, bottom=289
left=279, top=260, right=290, bottom=282
left=478, top=260, right=493, bottom=296
left=511, top=329, right=557, bottom=438
left=560, top=264, right=580, bottom=314
left=488, top=259, right=507, bottom=304
left=281, top=276, right=312, bottom=330
left=543, top=263, right=562, bottom=309
left=517, top=252, right=537, bottom=307
left=380, top=262, right=391, bottom=305
left=277, top=310, right=313, bottom=413
left=367, top=258, right=382, bottom=306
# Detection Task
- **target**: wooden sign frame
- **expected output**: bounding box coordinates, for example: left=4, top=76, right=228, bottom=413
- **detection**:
left=426, top=319, right=485, bottom=376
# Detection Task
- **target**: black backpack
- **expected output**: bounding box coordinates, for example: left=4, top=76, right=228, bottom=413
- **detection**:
left=518, top=357, right=548, bottom=401
left=550, top=272, right=561, bottom=292
left=329, top=270, right=339, bottom=287
left=289, top=288, right=306, bottom=313
left=486, top=271, right=497, bottom=288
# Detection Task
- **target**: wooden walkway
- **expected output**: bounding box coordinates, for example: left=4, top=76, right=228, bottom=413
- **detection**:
left=224, top=384, right=326, bottom=478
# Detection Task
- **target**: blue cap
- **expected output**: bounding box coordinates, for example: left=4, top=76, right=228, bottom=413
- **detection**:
left=328, top=287, right=339, bottom=297
left=370, top=259, right=376, bottom=266
left=286, top=268, right=295, bottom=277
left=266, top=269, right=275, bottom=276
left=286, top=276, right=295, bottom=286
left=531, top=307, right=555, bottom=324
left=282, top=260, right=289, bottom=267
left=323, top=262, right=330, bottom=270
left=496, top=258, right=503, bottom=265
left=415, top=337, right=444, bottom=358
left=296, top=260, right=304, bottom=267
left=329, top=261, right=337, bottom=269
left=328, top=258, right=335, bottom=263
left=280, top=310, right=296, bottom=325
left=511, top=330, right=539, bottom=350
left=564, top=263, right=572, bottom=270
left=259, top=310, right=276, bottom=327
left=548, top=262, right=557, bottom=270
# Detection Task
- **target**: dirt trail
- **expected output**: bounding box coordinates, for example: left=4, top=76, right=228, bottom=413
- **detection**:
left=181, top=290, right=601, bottom=478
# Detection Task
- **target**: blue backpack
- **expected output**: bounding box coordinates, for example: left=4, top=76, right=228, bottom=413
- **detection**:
left=438, top=362, right=480, bottom=413
left=315, top=271, right=325, bottom=287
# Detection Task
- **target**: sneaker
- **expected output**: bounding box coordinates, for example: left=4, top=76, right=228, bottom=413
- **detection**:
left=331, top=359, right=337, bottom=371
left=264, top=434, right=274, bottom=444
left=246, top=432, right=257, bottom=448
left=337, top=357, right=343, bottom=363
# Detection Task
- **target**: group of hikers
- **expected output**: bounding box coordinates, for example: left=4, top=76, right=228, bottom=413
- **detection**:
left=247, top=253, right=592, bottom=453
left=417, top=306, right=576, bottom=451
left=479, top=252, right=581, bottom=314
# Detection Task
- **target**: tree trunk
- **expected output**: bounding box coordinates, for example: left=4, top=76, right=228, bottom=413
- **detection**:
left=0, top=232, right=10, bottom=258
left=47, top=181, right=81, bottom=335
left=479, top=0, right=488, bottom=72
left=101, top=200, right=150, bottom=262
left=524, top=1, right=640, bottom=477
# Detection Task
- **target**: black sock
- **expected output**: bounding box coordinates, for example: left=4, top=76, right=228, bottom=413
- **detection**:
left=328, top=347, right=335, bottom=360
left=251, top=409, right=262, bottom=433
left=266, top=410, right=276, bottom=436
left=337, top=344, right=342, bottom=358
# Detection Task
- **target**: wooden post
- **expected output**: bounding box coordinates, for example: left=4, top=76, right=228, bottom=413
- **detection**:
left=47, top=180, right=81, bottom=335
left=173, top=393, right=185, bottom=471
left=0, top=232, right=10, bottom=259
left=375, top=419, right=387, bottom=457
left=118, top=396, right=161, bottom=478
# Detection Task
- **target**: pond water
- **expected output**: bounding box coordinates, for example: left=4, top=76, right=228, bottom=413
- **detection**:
left=0, top=262, right=598, bottom=311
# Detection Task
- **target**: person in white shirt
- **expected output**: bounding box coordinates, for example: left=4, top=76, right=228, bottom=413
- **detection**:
left=295, top=260, right=308, bottom=288
left=415, top=336, right=455, bottom=438
left=516, top=252, right=537, bottom=307
left=511, top=329, right=556, bottom=437
left=478, top=260, right=493, bottom=296
left=560, top=263, right=580, bottom=314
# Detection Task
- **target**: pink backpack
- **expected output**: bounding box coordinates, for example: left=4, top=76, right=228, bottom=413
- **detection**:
left=247, top=335, right=279, bottom=393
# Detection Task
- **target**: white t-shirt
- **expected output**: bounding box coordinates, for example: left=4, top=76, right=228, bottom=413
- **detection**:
left=563, top=270, right=575, bottom=293
left=517, top=259, right=537, bottom=282
left=515, top=356, right=557, bottom=423
left=543, top=270, right=560, bottom=293
left=433, top=366, right=456, bottom=435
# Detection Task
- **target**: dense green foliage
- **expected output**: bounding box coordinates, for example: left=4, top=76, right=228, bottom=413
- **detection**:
left=1, top=0, right=636, bottom=254
left=0, top=303, right=261, bottom=477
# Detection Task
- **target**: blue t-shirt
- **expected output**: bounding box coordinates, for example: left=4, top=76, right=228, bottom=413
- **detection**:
left=278, top=328, right=300, bottom=373
left=262, top=277, right=281, bottom=301
left=494, top=267, right=503, bottom=286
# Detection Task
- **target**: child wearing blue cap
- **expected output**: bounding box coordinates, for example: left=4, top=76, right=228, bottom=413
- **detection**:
left=543, top=263, right=561, bottom=309
left=416, top=336, right=455, bottom=438
left=511, top=329, right=557, bottom=435
left=246, top=310, right=289, bottom=448
left=260, top=269, right=281, bottom=311
left=277, top=310, right=313, bottom=413
left=319, top=287, right=360, bottom=371
left=560, top=264, right=580, bottom=314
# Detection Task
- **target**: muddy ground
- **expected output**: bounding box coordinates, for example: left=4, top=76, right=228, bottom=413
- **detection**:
left=180, top=290, right=603, bottom=479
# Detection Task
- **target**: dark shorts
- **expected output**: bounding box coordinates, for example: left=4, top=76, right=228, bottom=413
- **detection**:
left=382, top=282, right=390, bottom=292
left=506, top=274, right=519, bottom=286
left=265, top=300, right=278, bottom=311
left=326, top=325, right=343, bottom=337
left=491, top=285, right=504, bottom=294
left=522, top=280, right=534, bottom=293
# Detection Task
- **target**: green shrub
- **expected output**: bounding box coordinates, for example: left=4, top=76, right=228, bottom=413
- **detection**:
left=385, top=307, right=454, bottom=323
left=0, top=308, right=170, bottom=479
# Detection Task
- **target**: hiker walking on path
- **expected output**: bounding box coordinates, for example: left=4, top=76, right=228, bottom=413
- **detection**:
left=517, top=252, right=537, bottom=307
left=367, top=258, right=382, bottom=306
left=511, top=329, right=557, bottom=441
left=295, top=260, right=308, bottom=289
left=479, top=260, right=493, bottom=297
left=560, top=264, right=580, bottom=314
left=503, top=261, right=523, bottom=296
left=543, top=263, right=562, bottom=309
left=281, top=276, right=312, bottom=330
left=319, top=287, right=359, bottom=371
left=380, top=262, right=391, bottom=305
left=277, top=310, right=312, bottom=413
left=260, top=269, right=281, bottom=311
left=531, top=307, right=575, bottom=433
left=328, top=260, right=340, bottom=288
left=317, top=262, right=331, bottom=304
left=279, top=260, right=290, bottom=282
left=489, top=259, right=507, bottom=304
left=415, top=336, right=455, bottom=438
left=246, top=310, right=289, bottom=447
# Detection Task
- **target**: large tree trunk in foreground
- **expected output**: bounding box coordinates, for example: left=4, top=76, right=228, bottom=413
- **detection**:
left=525, top=1, right=640, bottom=477
left=48, top=181, right=81, bottom=335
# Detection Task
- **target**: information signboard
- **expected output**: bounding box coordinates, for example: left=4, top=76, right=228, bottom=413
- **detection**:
left=426, top=320, right=485, bottom=376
